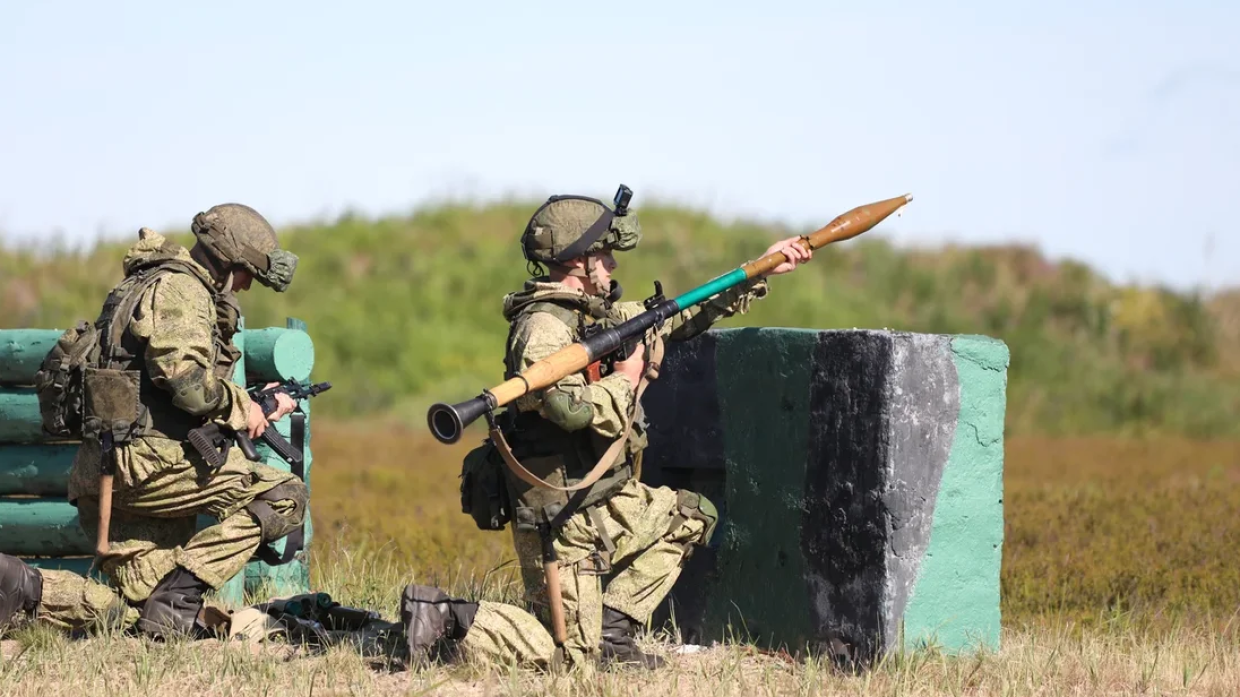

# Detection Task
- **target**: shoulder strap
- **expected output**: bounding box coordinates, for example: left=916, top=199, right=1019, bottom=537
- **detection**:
left=100, top=260, right=217, bottom=366
left=504, top=299, right=590, bottom=377
left=523, top=300, right=588, bottom=334
left=488, top=328, right=665, bottom=493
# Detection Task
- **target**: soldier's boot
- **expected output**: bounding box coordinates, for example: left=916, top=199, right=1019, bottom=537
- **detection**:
left=600, top=606, right=666, bottom=670
left=400, top=584, right=478, bottom=665
left=0, top=553, right=43, bottom=630
left=136, top=567, right=212, bottom=640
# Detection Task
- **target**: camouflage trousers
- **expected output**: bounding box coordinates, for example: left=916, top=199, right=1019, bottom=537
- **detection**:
left=457, top=478, right=710, bottom=668
left=36, top=435, right=304, bottom=632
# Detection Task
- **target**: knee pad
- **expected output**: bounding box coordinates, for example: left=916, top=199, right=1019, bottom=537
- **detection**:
left=245, top=479, right=308, bottom=543
left=673, top=490, right=719, bottom=547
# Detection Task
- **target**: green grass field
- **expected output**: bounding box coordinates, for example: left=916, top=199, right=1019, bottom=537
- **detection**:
left=4, top=201, right=1238, bottom=437
left=4, top=426, right=1238, bottom=695
left=303, top=423, right=1240, bottom=634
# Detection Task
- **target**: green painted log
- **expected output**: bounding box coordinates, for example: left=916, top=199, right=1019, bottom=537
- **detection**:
left=0, top=326, right=313, bottom=386
left=0, top=329, right=60, bottom=385
left=0, top=387, right=42, bottom=444
left=0, top=317, right=313, bottom=603
left=244, top=380, right=314, bottom=597
left=242, top=317, right=313, bottom=599
left=0, top=444, right=76, bottom=495
left=0, top=498, right=92, bottom=556
left=214, top=317, right=250, bottom=606
left=243, top=326, right=315, bottom=382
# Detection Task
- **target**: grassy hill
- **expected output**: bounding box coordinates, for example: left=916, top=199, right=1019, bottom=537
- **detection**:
left=3, top=201, right=1237, bottom=437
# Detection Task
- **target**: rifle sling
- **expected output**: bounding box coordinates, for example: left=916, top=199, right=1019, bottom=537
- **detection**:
left=488, top=330, right=664, bottom=494
left=256, top=410, right=307, bottom=566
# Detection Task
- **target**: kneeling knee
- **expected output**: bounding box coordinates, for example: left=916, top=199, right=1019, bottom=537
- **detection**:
left=245, top=479, right=308, bottom=543
left=672, top=490, right=719, bottom=548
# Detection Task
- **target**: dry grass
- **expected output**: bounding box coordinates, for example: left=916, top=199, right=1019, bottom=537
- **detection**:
left=308, top=422, right=1240, bottom=631
left=1002, top=437, right=1240, bottom=628
left=4, top=426, right=1240, bottom=694
left=5, top=615, right=1240, bottom=696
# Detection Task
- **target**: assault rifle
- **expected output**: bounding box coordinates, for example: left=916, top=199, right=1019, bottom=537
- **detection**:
left=427, top=193, right=914, bottom=444
left=188, top=379, right=332, bottom=467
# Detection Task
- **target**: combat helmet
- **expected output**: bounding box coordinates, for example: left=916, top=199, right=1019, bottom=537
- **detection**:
left=190, top=203, right=298, bottom=291
left=520, top=185, right=641, bottom=293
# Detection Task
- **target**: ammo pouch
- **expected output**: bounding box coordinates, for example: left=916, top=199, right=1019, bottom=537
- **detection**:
left=500, top=417, right=634, bottom=533
left=458, top=439, right=512, bottom=531
left=485, top=327, right=664, bottom=533
left=81, top=366, right=144, bottom=445
left=473, top=305, right=665, bottom=534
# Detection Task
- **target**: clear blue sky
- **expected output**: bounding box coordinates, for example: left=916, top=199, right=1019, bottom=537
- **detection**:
left=2, top=1, right=1236, bottom=291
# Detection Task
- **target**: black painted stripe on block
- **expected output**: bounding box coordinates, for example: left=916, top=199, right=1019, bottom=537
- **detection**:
left=641, top=330, right=724, bottom=642
left=801, top=330, right=894, bottom=665
left=641, top=330, right=723, bottom=481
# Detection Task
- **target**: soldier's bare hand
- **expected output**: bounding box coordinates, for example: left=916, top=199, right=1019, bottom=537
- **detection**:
left=615, top=343, right=647, bottom=388
left=247, top=402, right=269, bottom=438
left=263, top=382, right=297, bottom=422
left=762, top=236, right=812, bottom=276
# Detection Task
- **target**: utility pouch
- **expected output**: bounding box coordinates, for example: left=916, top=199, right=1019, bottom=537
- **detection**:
left=459, top=439, right=512, bottom=531
left=81, top=366, right=144, bottom=443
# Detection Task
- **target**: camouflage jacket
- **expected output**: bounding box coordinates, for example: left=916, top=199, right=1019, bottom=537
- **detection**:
left=68, top=229, right=251, bottom=500
left=501, top=276, right=769, bottom=440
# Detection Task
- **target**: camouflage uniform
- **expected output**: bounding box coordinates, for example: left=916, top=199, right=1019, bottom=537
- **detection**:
left=401, top=189, right=769, bottom=672
left=497, top=277, right=766, bottom=667
left=1, top=205, right=304, bottom=638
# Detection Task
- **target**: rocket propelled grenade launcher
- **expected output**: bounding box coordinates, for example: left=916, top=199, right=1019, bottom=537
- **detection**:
left=427, top=192, right=914, bottom=444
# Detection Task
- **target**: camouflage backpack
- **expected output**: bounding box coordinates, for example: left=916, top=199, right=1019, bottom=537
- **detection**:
left=33, top=320, right=101, bottom=439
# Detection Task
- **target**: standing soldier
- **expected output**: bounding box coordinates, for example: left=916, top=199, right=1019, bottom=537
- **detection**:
left=400, top=188, right=811, bottom=671
left=0, top=204, right=306, bottom=639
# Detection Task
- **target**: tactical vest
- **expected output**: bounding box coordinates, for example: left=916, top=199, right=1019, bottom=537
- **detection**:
left=87, top=255, right=238, bottom=443
left=498, top=295, right=646, bottom=529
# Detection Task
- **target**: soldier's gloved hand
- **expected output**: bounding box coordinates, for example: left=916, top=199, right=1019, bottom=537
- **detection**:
left=247, top=401, right=269, bottom=439
left=262, top=382, right=298, bottom=422
left=615, top=342, right=647, bottom=388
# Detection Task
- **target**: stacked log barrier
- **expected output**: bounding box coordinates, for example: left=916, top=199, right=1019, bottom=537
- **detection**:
left=0, top=317, right=317, bottom=605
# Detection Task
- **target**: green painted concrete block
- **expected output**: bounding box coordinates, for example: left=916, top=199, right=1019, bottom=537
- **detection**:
left=641, top=328, right=1008, bottom=666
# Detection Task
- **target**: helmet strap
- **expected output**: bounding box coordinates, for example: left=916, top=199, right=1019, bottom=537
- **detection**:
left=190, top=243, right=230, bottom=290
left=548, top=257, right=611, bottom=300
left=585, top=255, right=608, bottom=297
